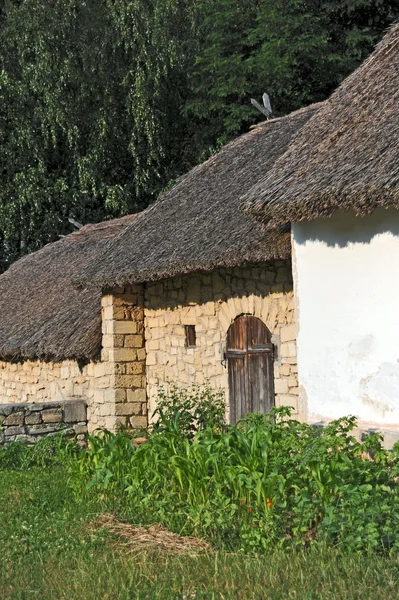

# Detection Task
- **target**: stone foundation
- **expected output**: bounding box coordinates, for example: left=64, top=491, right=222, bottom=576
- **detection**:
left=0, top=399, right=87, bottom=444
left=144, top=261, right=300, bottom=421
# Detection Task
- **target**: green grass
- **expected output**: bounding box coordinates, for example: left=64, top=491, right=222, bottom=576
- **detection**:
left=1, top=466, right=399, bottom=599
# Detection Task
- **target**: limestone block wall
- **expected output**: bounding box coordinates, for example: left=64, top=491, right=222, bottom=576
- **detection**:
left=0, top=283, right=147, bottom=434
left=144, top=261, right=300, bottom=421
left=0, top=263, right=298, bottom=435
left=0, top=360, right=92, bottom=405
left=0, top=359, right=116, bottom=432
left=99, top=285, right=147, bottom=431
left=0, top=351, right=145, bottom=434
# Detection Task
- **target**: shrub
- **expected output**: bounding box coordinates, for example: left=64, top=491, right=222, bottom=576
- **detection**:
left=153, top=383, right=226, bottom=436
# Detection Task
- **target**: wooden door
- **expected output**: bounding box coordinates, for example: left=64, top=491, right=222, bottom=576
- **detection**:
left=226, top=315, right=274, bottom=423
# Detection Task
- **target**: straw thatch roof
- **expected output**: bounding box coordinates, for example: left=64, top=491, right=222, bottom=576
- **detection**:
left=0, top=216, right=135, bottom=362
left=78, top=104, right=320, bottom=288
left=243, top=24, right=399, bottom=229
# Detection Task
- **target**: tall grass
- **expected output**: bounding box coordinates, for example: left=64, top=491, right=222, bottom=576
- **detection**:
left=66, top=386, right=399, bottom=554
left=0, top=431, right=79, bottom=469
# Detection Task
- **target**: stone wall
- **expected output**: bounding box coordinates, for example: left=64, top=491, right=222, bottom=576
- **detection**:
left=0, top=261, right=299, bottom=436
left=99, top=285, right=147, bottom=431
left=0, top=399, right=87, bottom=444
left=0, top=359, right=92, bottom=405
left=0, top=358, right=126, bottom=433
left=144, top=261, right=300, bottom=421
left=0, top=285, right=148, bottom=433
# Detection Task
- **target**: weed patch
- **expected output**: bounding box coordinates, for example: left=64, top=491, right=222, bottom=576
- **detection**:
left=63, top=388, right=399, bottom=555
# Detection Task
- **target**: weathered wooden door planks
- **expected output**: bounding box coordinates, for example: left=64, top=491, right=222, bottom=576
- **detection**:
left=226, top=315, right=274, bottom=423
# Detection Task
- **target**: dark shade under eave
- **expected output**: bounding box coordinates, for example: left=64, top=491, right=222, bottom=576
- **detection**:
left=243, top=23, right=399, bottom=229
left=0, top=216, right=135, bottom=363
left=78, top=104, right=321, bottom=289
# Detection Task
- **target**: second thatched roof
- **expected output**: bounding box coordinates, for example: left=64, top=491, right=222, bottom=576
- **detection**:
left=0, top=216, right=135, bottom=362
left=243, top=23, right=399, bottom=228
left=78, top=103, right=320, bottom=288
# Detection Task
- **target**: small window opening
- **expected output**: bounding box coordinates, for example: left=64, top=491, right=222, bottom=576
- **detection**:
left=185, top=325, right=196, bottom=348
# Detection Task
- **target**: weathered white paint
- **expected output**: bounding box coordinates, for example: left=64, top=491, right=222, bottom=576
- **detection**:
left=292, top=208, right=399, bottom=431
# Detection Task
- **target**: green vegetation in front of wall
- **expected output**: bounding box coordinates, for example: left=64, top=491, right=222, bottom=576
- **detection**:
left=2, top=385, right=399, bottom=598
left=72, top=411, right=399, bottom=554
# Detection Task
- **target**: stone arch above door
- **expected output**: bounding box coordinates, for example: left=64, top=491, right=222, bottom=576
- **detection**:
left=143, top=264, right=300, bottom=420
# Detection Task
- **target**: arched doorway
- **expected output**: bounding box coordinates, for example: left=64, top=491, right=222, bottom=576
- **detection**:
left=226, top=315, right=274, bottom=423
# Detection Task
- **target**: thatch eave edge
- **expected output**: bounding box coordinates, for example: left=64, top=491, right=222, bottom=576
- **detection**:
left=76, top=242, right=291, bottom=290
left=246, top=184, right=399, bottom=230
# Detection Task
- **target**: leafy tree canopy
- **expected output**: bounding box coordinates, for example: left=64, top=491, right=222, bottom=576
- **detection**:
left=0, top=0, right=198, bottom=268
left=187, top=0, right=399, bottom=146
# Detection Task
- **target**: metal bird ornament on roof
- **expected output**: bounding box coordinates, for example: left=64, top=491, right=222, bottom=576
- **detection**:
left=68, top=217, right=83, bottom=230
left=251, top=93, right=272, bottom=119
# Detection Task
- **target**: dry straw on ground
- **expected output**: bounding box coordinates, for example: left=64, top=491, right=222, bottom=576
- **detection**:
left=94, top=514, right=211, bottom=554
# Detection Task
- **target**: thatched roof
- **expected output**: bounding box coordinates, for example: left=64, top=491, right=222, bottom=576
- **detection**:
left=78, top=104, right=320, bottom=288
left=243, top=24, right=399, bottom=228
left=0, top=216, right=135, bottom=362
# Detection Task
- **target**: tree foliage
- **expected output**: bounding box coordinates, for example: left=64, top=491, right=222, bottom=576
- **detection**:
left=0, top=0, right=398, bottom=270
left=0, top=0, right=197, bottom=268
left=187, top=0, right=399, bottom=147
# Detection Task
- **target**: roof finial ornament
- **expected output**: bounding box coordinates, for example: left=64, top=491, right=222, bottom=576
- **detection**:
left=251, top=93, right=272, bottom=119
left=68, top=217, right=83, bottom=230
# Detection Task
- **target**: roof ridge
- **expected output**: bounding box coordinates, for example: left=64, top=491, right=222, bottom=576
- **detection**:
left=243, top=22, right=399, bottom=228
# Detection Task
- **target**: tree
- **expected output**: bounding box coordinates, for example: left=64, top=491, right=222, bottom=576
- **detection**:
left=0, top=0, right=197, bottom=267
left=186, top=0, right=399, bottom=151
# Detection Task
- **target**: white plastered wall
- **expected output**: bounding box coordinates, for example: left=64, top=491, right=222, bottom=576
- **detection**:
left=292, top=208, right=399, bottom=432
